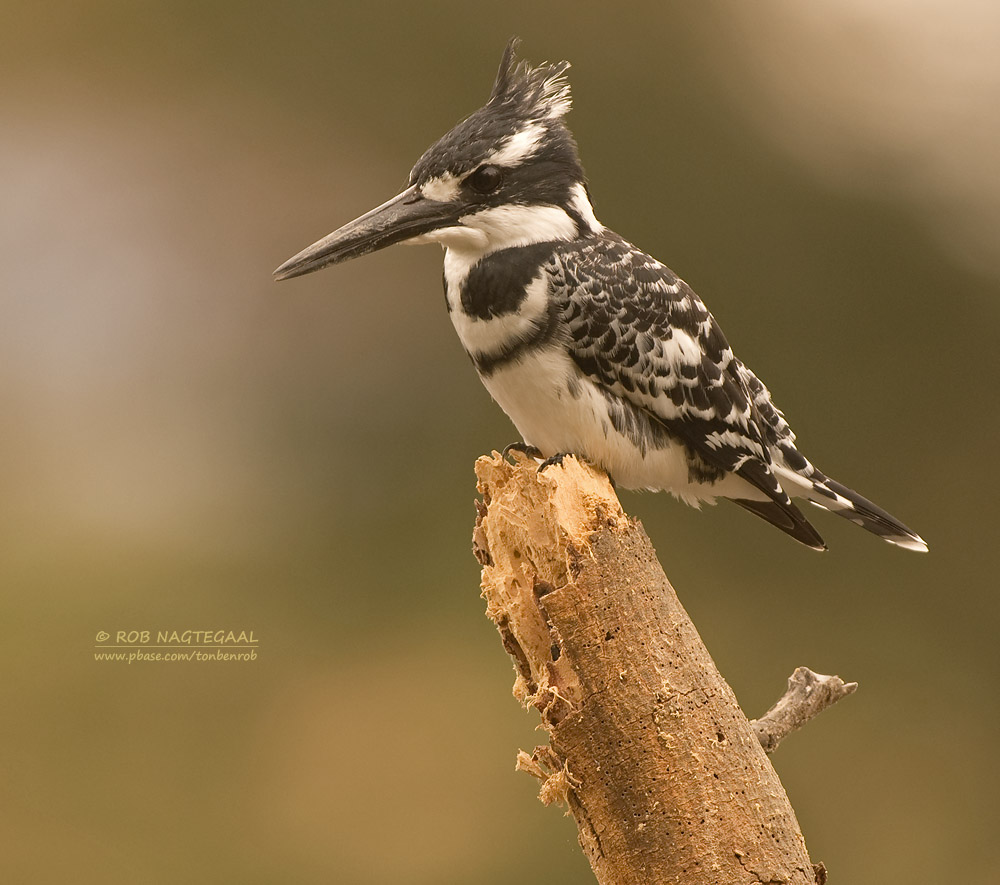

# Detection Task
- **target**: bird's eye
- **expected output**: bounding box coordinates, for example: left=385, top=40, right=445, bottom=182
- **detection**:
left=468, top=164, right=504, bottom=194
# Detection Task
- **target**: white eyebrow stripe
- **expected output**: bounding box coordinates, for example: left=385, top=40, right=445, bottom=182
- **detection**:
left=420, top=121, right=549, bottom=202
left=484, top=122, right=547, bottom=167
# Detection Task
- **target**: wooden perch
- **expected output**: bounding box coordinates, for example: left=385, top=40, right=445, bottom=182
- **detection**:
left=473, top=451, right=849, bottom=885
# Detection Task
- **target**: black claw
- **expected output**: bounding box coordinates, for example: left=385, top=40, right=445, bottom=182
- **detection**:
left=502, top=442, right=542, bottom=460
left=538, top=452, right=570, bottom=472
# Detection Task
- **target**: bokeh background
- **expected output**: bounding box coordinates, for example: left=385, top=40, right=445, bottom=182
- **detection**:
left=2, top=1, right=998, bottom=882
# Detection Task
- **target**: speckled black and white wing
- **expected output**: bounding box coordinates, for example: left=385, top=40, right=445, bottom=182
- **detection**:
left=553, top=232, right=827, bottom=549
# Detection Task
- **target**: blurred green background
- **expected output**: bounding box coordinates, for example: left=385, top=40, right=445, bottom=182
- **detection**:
left=2, top=1, right=998, bottom=882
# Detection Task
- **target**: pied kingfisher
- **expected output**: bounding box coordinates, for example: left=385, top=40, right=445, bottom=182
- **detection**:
left=275, top=39, right=926, bottom=553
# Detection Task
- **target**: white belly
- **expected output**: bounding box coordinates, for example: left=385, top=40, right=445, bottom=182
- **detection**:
left=479, top=348, right=761, bottom=505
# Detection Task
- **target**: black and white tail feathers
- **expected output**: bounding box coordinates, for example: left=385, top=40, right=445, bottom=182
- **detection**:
left=800, top=472, right=927, bottom=552
left=733, top=462, right=926, bottom=552
left=761, top=440, right=928, bottom=552
left=731, top=496, right=828, bottom=551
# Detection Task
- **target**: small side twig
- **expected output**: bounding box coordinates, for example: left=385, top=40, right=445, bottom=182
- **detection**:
left=752, top=666, right=858, bottom=754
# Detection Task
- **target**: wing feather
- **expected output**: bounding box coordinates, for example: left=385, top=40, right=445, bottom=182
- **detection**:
left=552, top=233, right=822, bottom=544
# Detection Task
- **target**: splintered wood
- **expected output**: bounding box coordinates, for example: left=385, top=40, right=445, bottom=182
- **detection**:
left=473, top=451, right=820, bottom=885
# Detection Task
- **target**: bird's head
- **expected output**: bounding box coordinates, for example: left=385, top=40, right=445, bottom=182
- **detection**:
left=274, top=38, right=599, bottom=281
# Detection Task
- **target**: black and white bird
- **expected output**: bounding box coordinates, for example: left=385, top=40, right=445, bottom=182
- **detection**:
left=274, top=39, right=926, bottom=553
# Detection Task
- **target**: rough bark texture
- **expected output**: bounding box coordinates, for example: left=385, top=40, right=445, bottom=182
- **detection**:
left=472, top=451, right=823, bottom=885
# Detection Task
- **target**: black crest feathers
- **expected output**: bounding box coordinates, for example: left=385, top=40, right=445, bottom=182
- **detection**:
left=487, top=37, right=572, bottom=121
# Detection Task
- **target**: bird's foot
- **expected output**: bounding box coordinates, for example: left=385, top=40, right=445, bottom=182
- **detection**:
left=502, top=441, right=543, bottom=461
left=538, top=452, right=571, bottom=472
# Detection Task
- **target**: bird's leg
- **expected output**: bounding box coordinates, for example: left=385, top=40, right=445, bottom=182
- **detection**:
left=502, top=441, right=543, bottom=461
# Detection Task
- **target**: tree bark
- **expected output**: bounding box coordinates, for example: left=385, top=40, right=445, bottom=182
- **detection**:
left=472, top=451, right=836, bottom=885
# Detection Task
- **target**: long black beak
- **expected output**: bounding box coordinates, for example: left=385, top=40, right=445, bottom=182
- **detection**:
left=273, top=185, right=461, bottom=281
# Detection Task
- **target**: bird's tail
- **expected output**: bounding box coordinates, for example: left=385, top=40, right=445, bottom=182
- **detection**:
left=774, top=456, right=927, bottom=552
